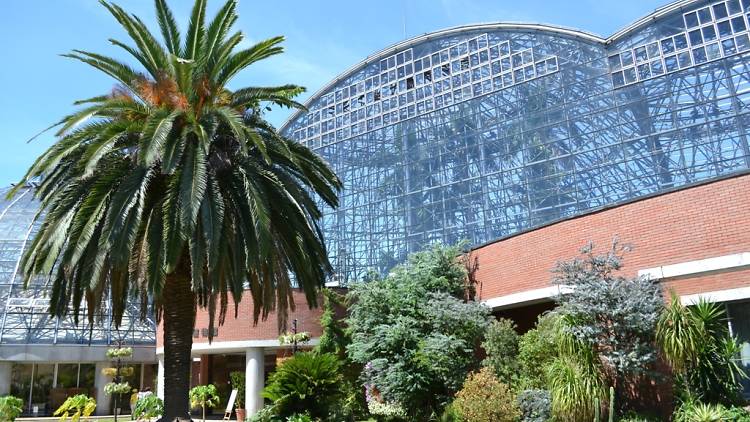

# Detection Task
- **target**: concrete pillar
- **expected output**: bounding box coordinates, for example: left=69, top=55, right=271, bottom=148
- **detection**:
left=156, top=354, right=165, bottom=400
left=245, top=348, right=264, bottom=415
left=94, top=362, right=112, bottom=416
left=0, top=363, right=11, bottom=396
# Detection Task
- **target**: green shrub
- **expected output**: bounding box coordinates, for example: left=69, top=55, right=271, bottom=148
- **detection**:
left=189, top=384, right=220, bottom=422
left=247, top=406, right=281, bottom=422
left=437, top=403, right=462, bottom=422
left=481, top=318, right=520, bottom=386
left=54, top=394, right=96, bottom=422
left=657, top=295, right=748, bottom=405
left=262, top=352, right=341, bottom=419
left=617, top=411, right=662, bottom=422
left=453, top=367, right=520, bottom=422
left=284, top=415, right=312, bottom=422
left=229, top=371, right=245, bottom=409
left=0, top=395, right=23, bottom=422
left=517, top=389, right=551, bottom=422
left=673, top=401, right=730, bottom=422
left=348, top=243, right=491, bottom=419
left=517, top=313, right=560, bottom=389
left=131, top=395, right=163, bottom=421
left=725, top=406, right=750, bottom=422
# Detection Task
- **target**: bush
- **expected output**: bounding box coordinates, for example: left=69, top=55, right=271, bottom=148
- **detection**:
left=481, top=318, right=520, bottom=385
left=657, top=295, right=747, bottom=405
left=517, top=389, right=551, bottom=422
left=453, top=367, right=520, bottom=422
left=617, top=411, right=662, bottom=422
left=262, top=352, right=341, bottom=419
left=554, top=240, right=663, bottom=412
left=131, top=395, right=163, bottom=421
left=54, top=394, right=96, bottom=422
left=673, top=401, right=731, bottom=422
left=0, top=395, right=23, bottom=422
left=517, top=313, right=560, bottom=389
left=348, top=243, right=491, bottom=419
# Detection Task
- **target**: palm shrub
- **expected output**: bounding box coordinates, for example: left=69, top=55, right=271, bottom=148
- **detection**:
left=54, top=395, right=96, bottom=422
left=656, top=294, right=747, bottom=405
left=0, top=396, right=23, bottom=422
left=262, top=351, right=342, bottom=419
left=13, top=0, right=341, bottom=420
left=453, top=367, right=520, bottom=422
left=672, top=401, right=730, bottom=422
left=481, top=318, right=521, bottom=386
left=189, top=385, right=220, bottom=422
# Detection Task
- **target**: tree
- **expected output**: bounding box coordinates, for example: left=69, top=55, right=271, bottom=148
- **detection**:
left=553, top=240, right=664, bottom=413
left=189, top=385, right=219, bottom=422
left=12, top=1, right=341, bottom=420
left=347, top=243, right=491, bottom=419
left=0, top=396, right=24, bottom=422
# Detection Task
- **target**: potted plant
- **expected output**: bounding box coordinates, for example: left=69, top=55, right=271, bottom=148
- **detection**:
left=0, top=395, right=24, bottom=421
left=189, top=384, right=220, bottom=422
left=229, top=372, right=245, bottom=422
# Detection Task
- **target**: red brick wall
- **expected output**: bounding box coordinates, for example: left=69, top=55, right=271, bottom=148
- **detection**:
left=473, top=174, right=750, bottom=302
left=156, top=290, right=334, bottom=347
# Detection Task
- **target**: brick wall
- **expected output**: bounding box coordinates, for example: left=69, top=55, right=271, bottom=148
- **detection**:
left=472, top=173, right=750, bottom=303
left=156, top=290, right=335, bottom=347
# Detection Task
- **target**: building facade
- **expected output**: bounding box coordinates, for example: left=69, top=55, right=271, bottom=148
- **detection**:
left=3, top=0, right=750, bottom=417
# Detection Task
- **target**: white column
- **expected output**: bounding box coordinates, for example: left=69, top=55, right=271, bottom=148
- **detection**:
left=0, top=363, right=11, bottom=395
left=245, top=348, right=265, bottom=415
left=156, top=354, right=165, bottom=400
left=94, top=362, right=112, bottom=416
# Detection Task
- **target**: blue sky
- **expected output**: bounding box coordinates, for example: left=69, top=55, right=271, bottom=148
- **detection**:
left=0, top=0, right=666, bottom=186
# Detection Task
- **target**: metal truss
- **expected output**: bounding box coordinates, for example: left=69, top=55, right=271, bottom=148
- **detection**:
left=281, top=4, right=750, bottom=284
left=0, top=186, right=155, bottom=346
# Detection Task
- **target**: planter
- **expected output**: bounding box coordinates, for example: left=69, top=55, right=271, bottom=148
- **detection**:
left=235, top=408, right=246, bottom=422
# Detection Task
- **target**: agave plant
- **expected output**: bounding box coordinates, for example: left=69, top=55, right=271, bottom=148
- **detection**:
left=13, top=0, right=341, bottom=420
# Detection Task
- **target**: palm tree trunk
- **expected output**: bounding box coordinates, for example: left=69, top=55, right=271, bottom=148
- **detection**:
left=159, top=269, right=196, bottom=422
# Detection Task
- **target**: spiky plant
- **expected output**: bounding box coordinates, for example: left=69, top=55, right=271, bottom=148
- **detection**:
left=12, top=0, right=341, bottom=420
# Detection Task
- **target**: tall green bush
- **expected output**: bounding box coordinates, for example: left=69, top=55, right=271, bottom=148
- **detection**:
left=347, top=243, right=491, bottom=419
left=262, top=352, right=342, bottom=419
left=657, top=295, right=748, bottom=405
left=0, top=396, right=23, bottom=422
left=517, top=313, right=560, bottom=389
left=229, top=372, right=245, bottom=410
left=481, top=318, right=520, bottom=386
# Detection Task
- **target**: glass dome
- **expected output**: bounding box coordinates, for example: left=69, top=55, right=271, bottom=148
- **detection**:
left=0, top=184, right=155, bottom=345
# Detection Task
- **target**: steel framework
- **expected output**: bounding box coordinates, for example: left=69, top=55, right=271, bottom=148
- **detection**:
left=282, top=0, right=750, bottom=284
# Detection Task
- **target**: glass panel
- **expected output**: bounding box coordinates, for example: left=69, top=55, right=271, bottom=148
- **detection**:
left=10, top=364, right=32, bottom=412
left=727, top=300, right=750, bottom=397
left=31, top=364, right=54, bottom=415
left=55, top=364, right=79, bottom=388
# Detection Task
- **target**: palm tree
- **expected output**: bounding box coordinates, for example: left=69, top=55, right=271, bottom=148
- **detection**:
left=11, top=0, right=341, bottom=420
